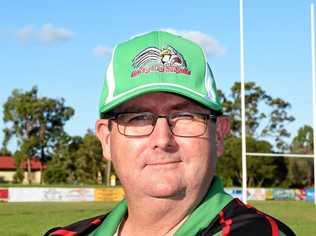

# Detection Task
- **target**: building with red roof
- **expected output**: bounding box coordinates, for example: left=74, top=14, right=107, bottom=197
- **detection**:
left=0, top=156, right=45, bottom=184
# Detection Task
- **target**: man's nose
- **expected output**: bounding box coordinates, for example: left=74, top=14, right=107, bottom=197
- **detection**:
left=149, top=117, right=176, bottom=150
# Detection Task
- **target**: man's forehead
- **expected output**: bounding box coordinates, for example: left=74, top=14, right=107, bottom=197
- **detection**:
left=115, top=92, right=207, bottom=112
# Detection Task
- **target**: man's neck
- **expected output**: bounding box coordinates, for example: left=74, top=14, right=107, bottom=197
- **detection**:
left=119, top=188, right=208, bottom=236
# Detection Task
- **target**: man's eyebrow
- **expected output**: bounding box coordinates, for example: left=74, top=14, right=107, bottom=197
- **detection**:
left=116, top=106, right=149, bottom=113
left=169, top=101, right=197, bottom=110
left=116, top=101, right=200, bottom=113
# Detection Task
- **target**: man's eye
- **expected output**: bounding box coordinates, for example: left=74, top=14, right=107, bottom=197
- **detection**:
left=129, top=114, right=147, bottom=122
left=171, top=113, right=206, bottom=124
left=125, top=114, right=153, bottom=125
left=171, top=113, right=194, bottom=120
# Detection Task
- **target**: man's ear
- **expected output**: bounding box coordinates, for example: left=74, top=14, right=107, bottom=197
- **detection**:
left=95, top=119, right=112, bottom=161
left=216, top=116, right=231, bottom=157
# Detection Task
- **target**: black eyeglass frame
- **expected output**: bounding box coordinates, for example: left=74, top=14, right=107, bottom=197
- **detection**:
left=102, top=111, right=218, bottom=138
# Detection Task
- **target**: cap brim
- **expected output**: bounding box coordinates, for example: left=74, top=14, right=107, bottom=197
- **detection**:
left=99, top=84, right=222, bottom=116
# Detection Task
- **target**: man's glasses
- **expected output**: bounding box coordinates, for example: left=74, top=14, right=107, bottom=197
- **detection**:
left=106, top=112, right=217, bottom=137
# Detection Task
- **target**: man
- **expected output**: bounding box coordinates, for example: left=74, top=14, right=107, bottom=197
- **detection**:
left=45, top=31, right=295, bottom=236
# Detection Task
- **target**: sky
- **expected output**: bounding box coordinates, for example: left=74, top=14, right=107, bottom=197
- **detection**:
left=1, top=0, right=315, bottom=151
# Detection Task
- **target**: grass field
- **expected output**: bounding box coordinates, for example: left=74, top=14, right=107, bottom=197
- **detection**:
left=0, top=201, right=315, bottom=236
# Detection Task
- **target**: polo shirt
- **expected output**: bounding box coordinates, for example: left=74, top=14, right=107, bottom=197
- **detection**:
left=45, top=176, right=296, bottom=236
left=90, top=176, right=233, bottom=235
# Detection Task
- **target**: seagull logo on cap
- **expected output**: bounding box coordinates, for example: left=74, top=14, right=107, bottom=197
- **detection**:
left=131, top=46, right=190, bottom=77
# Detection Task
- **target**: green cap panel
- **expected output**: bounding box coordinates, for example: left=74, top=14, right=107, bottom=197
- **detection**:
left=99, top=31, right=222, bottom=115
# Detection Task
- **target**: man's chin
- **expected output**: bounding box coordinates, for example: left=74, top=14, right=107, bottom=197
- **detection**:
left=143, top=183, right=186, bottom=200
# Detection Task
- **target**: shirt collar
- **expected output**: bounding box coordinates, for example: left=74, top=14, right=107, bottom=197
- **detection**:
left=92, top=176, right=233, bottom=236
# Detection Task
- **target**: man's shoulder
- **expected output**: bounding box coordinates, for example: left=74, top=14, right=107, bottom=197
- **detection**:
left=199, top=198, right=296, bottom=236
left=43, top=213, right=108, bottom=236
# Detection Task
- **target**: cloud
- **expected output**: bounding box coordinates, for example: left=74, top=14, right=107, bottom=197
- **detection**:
left=16, top=24, right=74, bottom=44
left=92, top=45, right=112, bottom=56
left=161, top=28, right=225, bottom=57
left=17, top=26, right=34, bottom=43
left=39, top=24, right=73, bottom=43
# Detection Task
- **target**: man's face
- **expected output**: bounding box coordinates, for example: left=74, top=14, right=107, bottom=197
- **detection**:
left=96, top=92, right=218, bottom=200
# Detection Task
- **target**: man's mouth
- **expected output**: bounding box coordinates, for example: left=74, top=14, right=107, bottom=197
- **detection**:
left=145, top=160, right=181, bottom=169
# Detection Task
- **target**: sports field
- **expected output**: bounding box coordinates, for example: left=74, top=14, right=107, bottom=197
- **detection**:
left=0, top=201, right=315, bottom=235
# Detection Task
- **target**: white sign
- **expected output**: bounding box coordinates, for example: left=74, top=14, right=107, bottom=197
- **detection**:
left=247, top=188, right=266, bottom=200
left=8, top=188, right=94, bottom=202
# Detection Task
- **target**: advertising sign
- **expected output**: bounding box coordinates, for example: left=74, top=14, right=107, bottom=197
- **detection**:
left=306, top=187, right=314, bottom=201
left=272, top=189, right=296, bottom=200
left=247, top=188, right=266, bottom=200
left=95, top=187, right=124, bottom=202
left=8, top=188, right=94, bottom=202
left=224, top=188, right=242, bottom=200
left=295, top=189, right=306, bottom=200
left=0, top=188, right=8, bottom=201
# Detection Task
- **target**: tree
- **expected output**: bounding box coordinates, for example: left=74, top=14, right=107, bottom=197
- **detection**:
left=75, top=130, right=106, bottom=184
left=216, top=81, right=294, bottom=187
left=43, top=130, right=108, bottom=185
left=0, top=147, right=11, bottom=156
left=217, top=135, right=288, bottom=187
left=291, top=125, right=314, bottom=153
left=2, top=86, right=74, bottom=183
left=287, top=125, right=314, bottom=187
left=12, top=150, right=26, bottom=183
left=219, top=81, right=295, bottom=152
left=43, top=135, right=82, bottom=184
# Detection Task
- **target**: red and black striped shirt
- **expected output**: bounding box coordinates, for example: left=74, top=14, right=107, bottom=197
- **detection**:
left=45, top=177, right=295, bottom=236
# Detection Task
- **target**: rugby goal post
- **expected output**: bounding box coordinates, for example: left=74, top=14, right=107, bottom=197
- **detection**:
left=239, top=0, right=316, bottom=204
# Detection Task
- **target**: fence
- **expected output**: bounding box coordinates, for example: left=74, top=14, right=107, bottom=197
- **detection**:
left=0, top=187, right=314, bottom=202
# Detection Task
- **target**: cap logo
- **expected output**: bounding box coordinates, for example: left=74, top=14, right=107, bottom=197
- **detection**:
left=131, top=46, right=191, bottom=77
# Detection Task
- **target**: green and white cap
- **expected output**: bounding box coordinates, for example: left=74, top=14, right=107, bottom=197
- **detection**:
left=99, top=31, right=222, bottom=115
